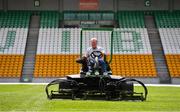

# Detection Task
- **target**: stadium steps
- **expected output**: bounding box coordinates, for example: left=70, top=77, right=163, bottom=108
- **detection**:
left=144, top=15, right=171, bottom=84
left=20, top=15, right=40, bottom=82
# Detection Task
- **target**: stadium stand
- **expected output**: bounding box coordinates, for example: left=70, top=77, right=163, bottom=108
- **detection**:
left=118, top=11, right=145, bottom=28
left=1, top=10, right=179, bottom=79
left=82, top=28, right=156, bottom=77
left=34, top=28, right=81, bottom=77
left=0, top=11, right=30, bottom=28
left=0, top=11, right=30, bottom=77
left=155, top=11, right=180, bottom=77
left=40, top=11, right=61, bottom=28
left=113, top=11, right=157, bottom=77
left=34, top=11, right=81, bottom=77
left=35, top=28, right=157, bottom=78
left=34, top=11, right=157, bottom=77
left=112, top=28, right=156, bottom=77
left=155, top=11, right=180, bottom=28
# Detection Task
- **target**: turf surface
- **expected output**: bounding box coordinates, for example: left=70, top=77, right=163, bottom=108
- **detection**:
left=0, top=85, right=180, bottom=112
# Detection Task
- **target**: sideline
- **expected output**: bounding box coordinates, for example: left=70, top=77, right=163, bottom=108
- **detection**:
left=0, top=83, right=180, bottom=87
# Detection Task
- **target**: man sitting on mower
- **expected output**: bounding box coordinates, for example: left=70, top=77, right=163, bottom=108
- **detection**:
left=85, top=38, right=108, bottom=75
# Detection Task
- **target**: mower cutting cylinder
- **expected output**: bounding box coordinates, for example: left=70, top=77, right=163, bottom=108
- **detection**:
left=45, top=75, right=147, bottom=101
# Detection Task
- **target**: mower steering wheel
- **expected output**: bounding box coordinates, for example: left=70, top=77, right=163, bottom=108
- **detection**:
left=90, top=51, right=103, bottom=59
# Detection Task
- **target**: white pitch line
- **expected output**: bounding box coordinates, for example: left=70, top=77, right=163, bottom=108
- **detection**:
left=0, top=83, right=48, bottom=85
left=0, top=83, right=180, bottom=87
left=135, top=84, right=180, bottom=87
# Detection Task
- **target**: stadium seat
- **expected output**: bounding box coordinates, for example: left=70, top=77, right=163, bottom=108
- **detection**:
left=0, top=11, right=31, bottom=28
left=40, top=11, right=61, bottom=28
left=118, top=11, right=145, bottom=28
left=34, top=28, right=81, bottom=77
left=111, top=28, right=156, bottom=77
left=0, top=11, right=30, bottom=77
left=155, top=11, right=180, bottom=28
left=33, top=11, right=157, bottom=78
left=155, top=11, right=180, bottom=77
left=158, top=28, right=180, bottom=77
left=34, top=26, right=157, bottom=77
left=113, top=11, right=157, bottom=77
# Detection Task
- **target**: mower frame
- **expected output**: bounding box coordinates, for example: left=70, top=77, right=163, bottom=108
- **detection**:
left=45, top=28, right=148, bottom=101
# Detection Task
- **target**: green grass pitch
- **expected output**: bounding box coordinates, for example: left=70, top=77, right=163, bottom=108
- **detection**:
left=0, top=84, right=180, bottom=112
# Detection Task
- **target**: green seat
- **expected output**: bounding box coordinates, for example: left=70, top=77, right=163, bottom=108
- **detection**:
left=118, top=11, right=145, bottom=28
left=0, top=11, right=31, bottom=28
left=40, top=11, right=61, bottom=28
left=61, top=31, right=71, bottom=52
left=0, top=31, right=16, bottom=52
left=154, top=11, right=180, bottom=28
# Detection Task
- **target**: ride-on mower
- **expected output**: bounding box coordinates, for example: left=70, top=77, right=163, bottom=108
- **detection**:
left=45, top=29, right=148, bottom=101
